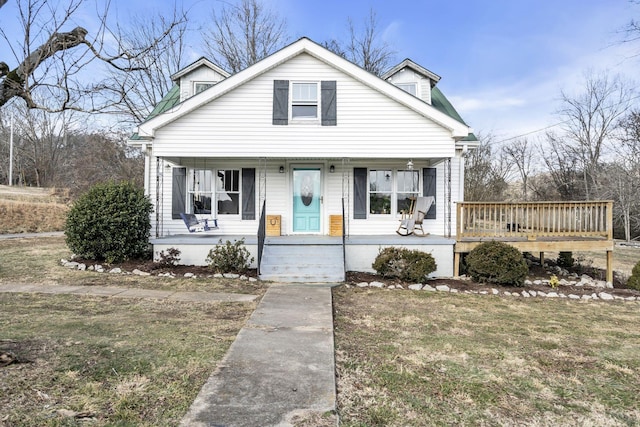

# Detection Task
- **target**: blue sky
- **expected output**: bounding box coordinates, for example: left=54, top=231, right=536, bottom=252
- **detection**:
left=1, top=0, right=638, bottom=140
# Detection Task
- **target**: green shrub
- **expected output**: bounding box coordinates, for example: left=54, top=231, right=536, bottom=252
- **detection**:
left=465, top=241, right=528, bottom=287
left=557, top=251, right=575, bottom=268
left=206, top=238, right=254, bottom=273
left=372, top=247, right=437, bottom=282
left=65, top=181, right=152, bottom=263
left=627, top=260, right=640, bottom=291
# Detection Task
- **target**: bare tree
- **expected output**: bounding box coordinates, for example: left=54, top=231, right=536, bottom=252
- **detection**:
left=99, top=8, right=190, bottom=125
left=555, top=72, right=635, bottom=199
left=323, top=9, right=396, bottom=76
left=202, top=0, right=288, bottom=74
left=603, top=110, right=640, bottom=241
left=502, top=138, right=534, bottom=200
left=0, top=0, right=186, bottom=113
left=464, top=134, right=512, bottom=201
left=539, top=132, right=583, bottom=201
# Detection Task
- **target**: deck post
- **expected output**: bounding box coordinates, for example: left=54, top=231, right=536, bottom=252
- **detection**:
left=606, top=250, right=613, bottom=283
left=454, top=252, right=460, bottom=277
left=539, top=252, right=544, bottom=268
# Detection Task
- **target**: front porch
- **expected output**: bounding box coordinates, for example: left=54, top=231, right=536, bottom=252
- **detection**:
left=151, top=233, right=457, bottom=280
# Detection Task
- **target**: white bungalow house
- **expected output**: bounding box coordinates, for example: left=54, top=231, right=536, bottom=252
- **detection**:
left=128, top=37, right=477, bottom=282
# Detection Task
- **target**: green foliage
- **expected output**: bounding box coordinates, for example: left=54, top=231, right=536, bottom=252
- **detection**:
left=372, top=247, right=437, bottom=282
left=557, top=251, right=575, bottom=268
left=627, top=260, right=640, bottom=291
left=65, top=181, right=152, bottom=263
left=206, top=238, right=254, bottom=273
left=156, top=248, right=181, bottom=268
left=466, top=241, right=528, bottom=287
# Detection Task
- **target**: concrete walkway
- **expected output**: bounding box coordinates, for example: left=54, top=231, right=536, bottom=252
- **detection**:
left=0, top=283, right=258, bottom=303
left=180, top=284, right=337, bottom=427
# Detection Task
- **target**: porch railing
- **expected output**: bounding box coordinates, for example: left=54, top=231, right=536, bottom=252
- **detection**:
left=456, top=201, right=613, bottom=240
left=257, top=201, right=266, bottom=275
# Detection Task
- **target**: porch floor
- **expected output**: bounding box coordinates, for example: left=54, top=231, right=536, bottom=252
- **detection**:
left=152, top=233, right=455, bottom=246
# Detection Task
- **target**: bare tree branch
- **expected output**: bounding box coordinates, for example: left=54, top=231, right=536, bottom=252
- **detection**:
left=203, top=0, right=288, bottom=74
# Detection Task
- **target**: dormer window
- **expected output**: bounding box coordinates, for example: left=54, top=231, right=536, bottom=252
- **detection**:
left=194, top=82, right=215, bottom=94
left=396, top=83, right=417, bottom=97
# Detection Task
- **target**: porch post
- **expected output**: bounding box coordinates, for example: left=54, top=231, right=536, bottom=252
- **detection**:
left=606, top=250, right=613, bottom=283
left=454, top=252, right=460, bottom=277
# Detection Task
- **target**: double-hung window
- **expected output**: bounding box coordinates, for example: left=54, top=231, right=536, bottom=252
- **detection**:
left=291, top=82, right=318, bottom=120
left=369, top=170, right=393, bottom=214
left=396, top=170, right=420, bottom=213
left=188, top=169, right=213, bottom=214
left=216, top=170, right=240, bottom=215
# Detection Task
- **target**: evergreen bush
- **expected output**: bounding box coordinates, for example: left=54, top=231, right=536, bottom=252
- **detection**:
left=65, top=181, right=152, bottom=263
left=627, top=260, right=640, bottom=291
left=556, top=251, right=575, bottom=268
left=465, top=241, right=528, bottom=287
left=206, top=239, right=254, bottom=273
left=372, top=247, right=437, bottom=282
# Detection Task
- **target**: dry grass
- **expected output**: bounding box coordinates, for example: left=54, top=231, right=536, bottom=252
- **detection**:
left=0, top=185, right=69, bottom=233
left=0, top=293, right=256, bottom=426
left=0, top=235, right=265, bottom=426
left=333, top=287, right=640, bottom=426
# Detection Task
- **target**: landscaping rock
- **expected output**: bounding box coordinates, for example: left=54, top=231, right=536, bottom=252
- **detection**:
left=224, top=273, right=239, bottom=279
left=132, top=269, right=151, bottom=276
left=492, top=288, right=499, bottom=295
left=435, top=285, right=450, bottom=292
left=422, top=284, right=436, bottom=291
left=568, top=294, right=580, bottom=300
left=249, top=277, right=258, bottom=282
left=213, top=273, right=223, bottom=278
left=521, top=291, right=530, bottom=298
left=529, top=290, right=537, bottom=297
left=184, top=272, right=195, bottom=278
left=109, top=268, right=122, bottom=274
left=370, top=281, right=385, bottom=288
left=77, top=263, right=86, bottom=271
left=64, top=261, right=79, bottom=269
left=546, top=292, right=559, bottom=298
left=599, top=292, right=614, bottom=301
left=408, top=284, right=423, bottom=291
left=356, top=282, right=369, bottom=288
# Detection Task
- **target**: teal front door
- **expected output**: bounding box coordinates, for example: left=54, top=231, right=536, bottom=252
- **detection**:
left=293, top=168, right=321, bottom=233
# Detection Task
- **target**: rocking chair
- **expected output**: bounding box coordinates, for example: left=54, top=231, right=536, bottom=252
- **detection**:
left=396, top=196, right=434, bottom=236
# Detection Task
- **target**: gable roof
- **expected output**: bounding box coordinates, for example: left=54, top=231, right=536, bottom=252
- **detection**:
left=170, top=57, right=230, bottom=81
left=135, top=37, right=472, bottom=140
left=382, top=59, right=441, bottom=87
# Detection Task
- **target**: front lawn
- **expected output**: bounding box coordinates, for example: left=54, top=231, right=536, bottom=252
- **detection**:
left=333, top=287, right=640, bottom=426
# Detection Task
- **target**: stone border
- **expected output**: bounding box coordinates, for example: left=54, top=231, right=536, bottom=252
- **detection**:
left=60, top=259, right=259, bottom=282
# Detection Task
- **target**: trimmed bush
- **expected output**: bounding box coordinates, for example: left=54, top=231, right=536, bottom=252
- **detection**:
left=465, top=241, right=528, bottom=287
left=65, top=181, right=152, bottom=263
left=627, top=260, right=640, bottom=291
left=372, top=247, right=437, bottom=282
left=206, top=238, right=254, bottom=273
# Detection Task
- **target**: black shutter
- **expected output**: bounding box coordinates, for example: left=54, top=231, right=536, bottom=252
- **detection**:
left=423, top=168, right=436, bottom=219
left=171, top=167, right=186, bottom=219
left=273, top=80, right=289, bottom=125
left=353, top=167, right=367, bottom=219
left=242, top=168, right=256, bottom=220
left=321, top=80, right=337, bottom=126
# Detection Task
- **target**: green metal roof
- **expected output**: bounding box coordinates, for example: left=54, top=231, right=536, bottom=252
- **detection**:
left=430, top=86, right=477, bottom=142
left=129, top=84, right=181, bottom=141
left=146, top=84, right=180, bottom=120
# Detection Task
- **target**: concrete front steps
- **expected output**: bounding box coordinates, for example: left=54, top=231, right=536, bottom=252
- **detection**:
left=259, top=241, right=345, bottom=283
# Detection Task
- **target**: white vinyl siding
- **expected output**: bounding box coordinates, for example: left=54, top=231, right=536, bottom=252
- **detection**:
left=152, top=53, right=455, bottom=159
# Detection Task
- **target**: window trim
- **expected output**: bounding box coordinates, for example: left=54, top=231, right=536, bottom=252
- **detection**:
left=290, top=81, right=320, bottom=122
left=396, top=82, right=418, bottom=96
left=215, top=169, right=241, bottom=216
left=363, top=169, right=422, bottom=217
left=194, top=81, right=215, bottom=95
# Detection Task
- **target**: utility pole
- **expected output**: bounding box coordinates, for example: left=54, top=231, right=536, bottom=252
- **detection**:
left=9, top=113, right=13, bottom=186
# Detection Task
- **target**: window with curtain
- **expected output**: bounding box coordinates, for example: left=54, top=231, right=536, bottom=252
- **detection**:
left=396, top=170, right=420, bottom=214
left=216, top=169, right=240, bottom=215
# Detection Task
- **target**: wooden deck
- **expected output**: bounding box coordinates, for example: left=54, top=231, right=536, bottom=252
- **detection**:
left=454, top=201, right=614, bottom=281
